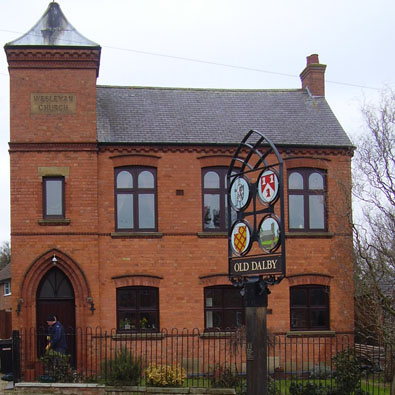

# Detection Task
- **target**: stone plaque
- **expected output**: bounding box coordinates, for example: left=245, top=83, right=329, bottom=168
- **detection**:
left=31, top=93, right=76, bottom=114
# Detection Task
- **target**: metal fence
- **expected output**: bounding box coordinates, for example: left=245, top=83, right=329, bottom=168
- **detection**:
left=11, top=328, right=394, bottom=394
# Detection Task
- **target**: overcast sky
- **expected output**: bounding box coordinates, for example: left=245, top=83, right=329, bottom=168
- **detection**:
left=0, top=0, right=394, bottom=242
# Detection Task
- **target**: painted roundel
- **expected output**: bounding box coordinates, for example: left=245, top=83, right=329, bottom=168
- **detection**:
left=230, top=176, right=251, bottom=211
left=257, top=168, right=279, bottom=205
left=230, top=220, right=252, bottom=256
left=258, top=215, right=281, bottom=253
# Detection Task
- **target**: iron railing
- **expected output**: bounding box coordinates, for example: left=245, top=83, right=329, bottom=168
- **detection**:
left=11, top=328, right=394, bottom=394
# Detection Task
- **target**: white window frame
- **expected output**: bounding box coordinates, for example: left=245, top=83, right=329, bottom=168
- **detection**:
left=3, top=280, right=11, bottom=296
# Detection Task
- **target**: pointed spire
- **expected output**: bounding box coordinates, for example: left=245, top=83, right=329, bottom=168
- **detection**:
left=6, top=2, right=99, bottom=47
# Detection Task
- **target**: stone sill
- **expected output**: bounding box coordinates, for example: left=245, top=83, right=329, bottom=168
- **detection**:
left=285, top=232, right=334, bottom=238
left=286, top=330, right=336, bottom=337
left=111, top=232, right=163, bottom=238
left=38, top=218, right=71, bottom=226
left=197, top=232, right=227, bottom=238
left=200, top=331, right=235, bottom=339
left=111, top=332, right=165, bottom=340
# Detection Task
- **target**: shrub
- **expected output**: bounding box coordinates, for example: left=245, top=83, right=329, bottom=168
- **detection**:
left=210, top=364, right=242, bottom=389
left=145, top=363, right=186, bottom=387
left=289, top=382, right=334, bottom=395
left=235, top=375, right=279, bottom=395
left=39, top=350, right=74, bottom=382
left=102, top=347, right=142, bottom=385
left=332, top=348, right=369, bottom=395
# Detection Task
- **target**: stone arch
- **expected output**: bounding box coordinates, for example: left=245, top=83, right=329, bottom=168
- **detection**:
left=112, top=274, right=163, bottom=288
left=199, top=273, right=229, bottom=287
left=19, top=248, right=91, bottom=329
left=286, top=273, right=333, bottom=287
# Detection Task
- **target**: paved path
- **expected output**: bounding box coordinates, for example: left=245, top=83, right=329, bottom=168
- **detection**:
left=0, top=379, right=11, bottom=393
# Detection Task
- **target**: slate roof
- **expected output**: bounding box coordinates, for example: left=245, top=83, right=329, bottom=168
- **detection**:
left=6, top=2, right=99, bottom=47
left=0, top=265, right=10, bottom=283
left=96, top=86, right=352, bottom=148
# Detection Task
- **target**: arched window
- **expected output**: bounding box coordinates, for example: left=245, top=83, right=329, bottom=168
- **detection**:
left=202, top=167, right=236, bottom=231
left=37, top=267, right=74, bottom=299
left=288, top=168, right=326, bottom=231
left=115, top=167, right=157, bottom=231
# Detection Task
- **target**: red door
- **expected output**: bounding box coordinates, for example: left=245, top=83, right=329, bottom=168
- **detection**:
left=36, top=268, right=76, bottom=363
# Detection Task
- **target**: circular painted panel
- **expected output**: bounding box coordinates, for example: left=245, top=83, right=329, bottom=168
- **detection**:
left=258, top=215, right=281, bottom=253
left=257, top=168, right=279, bottom=205
left=230, top=220, right=252, bottom=256
left=230, top=176, right=251, bottom=211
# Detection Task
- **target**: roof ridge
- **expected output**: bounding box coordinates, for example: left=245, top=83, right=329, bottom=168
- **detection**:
left=96, top=85, right=305, bottom=93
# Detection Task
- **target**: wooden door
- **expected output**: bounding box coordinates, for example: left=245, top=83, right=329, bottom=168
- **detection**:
left=36, top=268, right=76, bottom=363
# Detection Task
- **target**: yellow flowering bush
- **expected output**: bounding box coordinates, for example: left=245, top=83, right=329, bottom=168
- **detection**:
left=145, top=363, right=186, bottom=387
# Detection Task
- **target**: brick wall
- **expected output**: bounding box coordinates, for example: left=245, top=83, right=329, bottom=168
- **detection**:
left=7, top=46, right=354, bottom=338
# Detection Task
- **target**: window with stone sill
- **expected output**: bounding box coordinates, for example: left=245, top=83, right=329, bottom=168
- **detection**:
left=204, top=285, right=244, bottom=331
left=116, top=286, right=159, bottom=332
left=43, top=176, right=65, bottom=219
left=202, top=167, right=236, bottom=232
left=288, top=168, right=327, bottom=232
left=290, top=285, right=329, bottom=331
left=115, top=167, right=157, bottom=232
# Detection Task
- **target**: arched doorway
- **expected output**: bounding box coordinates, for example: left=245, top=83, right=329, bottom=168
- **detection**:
left=36, top=267, right=76, bottom=362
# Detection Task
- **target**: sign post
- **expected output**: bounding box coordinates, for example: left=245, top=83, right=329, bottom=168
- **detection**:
left=227, top=130, right=286, bottom=395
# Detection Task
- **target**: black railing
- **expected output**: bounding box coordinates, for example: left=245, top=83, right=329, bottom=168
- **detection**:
left=12, top=328, right=394, bottom=394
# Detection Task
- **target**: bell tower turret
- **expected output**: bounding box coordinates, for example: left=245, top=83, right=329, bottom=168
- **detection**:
left=4, top=2, right=101, bottom=143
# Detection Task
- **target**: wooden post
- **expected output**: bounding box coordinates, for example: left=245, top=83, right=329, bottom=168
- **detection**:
left=244, top=280, right=269, bottom=395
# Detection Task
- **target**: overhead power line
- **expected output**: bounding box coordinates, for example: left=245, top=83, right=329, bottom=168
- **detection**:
left=0, top=28, right=381, bottom=90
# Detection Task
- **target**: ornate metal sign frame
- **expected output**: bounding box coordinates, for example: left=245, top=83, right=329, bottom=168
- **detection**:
left=227, top=129, right=286, bottom=286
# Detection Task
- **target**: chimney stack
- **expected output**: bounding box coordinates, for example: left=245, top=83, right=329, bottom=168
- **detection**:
left=299, top=54, right=327, bottom=96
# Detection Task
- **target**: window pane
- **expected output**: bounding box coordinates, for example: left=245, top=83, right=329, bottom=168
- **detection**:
left=139, top=312, right=157, bottom=330
left=139, top=311, right=158, bottom=329
left=224, top=310, right=243, bottom=328
left=204, top=194, right=220, bottom=228
left=211, top=311, right=222, bottom=328
left=138, top=194, right=155, bottom=228
left=118, top=289, right=137, bottom=309
left=311, top=309, right=327, bottom=328
left=205, top=289, right=222, bottom=308
left=138, top=171, right=154, bottom=188
left=204, top=171, right=220, bottom=188
left=310, top=288, right=327, bottom=306
left=291, top=288, right=307, bottom=306
left=139, top=289, right=157, bottom=308
left=119, top=312, right=137, bottom=330
left=223, top=288, right=243, bottom=307
left=289, top=195, right=304, bottom=229
left=117, top=171, right=133, bottom=188
left=56, top=278, right=74, bottom=298
left=291, top=309, right=308, bottom=329
left=309, top=195, right=325, bottom=229
left=117, top=194, right=133, bottom=229
left=206, top=311, right=214, bottom=328
left=225, top=196, right=237, bottom=228
left=309, top=173, right=324, bottom=190
left=46, top=180, right=62, bottom=215
left=289, top=172, right=303, bottom=189
left=38, top=280, right=54, bottom=298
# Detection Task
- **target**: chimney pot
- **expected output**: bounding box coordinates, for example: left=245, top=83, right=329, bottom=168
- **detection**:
left=307, top=54, right=319, bottom=65
left=300, top=54, right=327, bottom=96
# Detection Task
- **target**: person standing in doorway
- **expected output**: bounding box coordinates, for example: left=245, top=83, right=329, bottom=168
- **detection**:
left=46, top=314, right=67, bottom=354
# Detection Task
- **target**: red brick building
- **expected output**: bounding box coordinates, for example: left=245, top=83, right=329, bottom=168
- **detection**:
left=5, top=2, right=354, bottom=344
